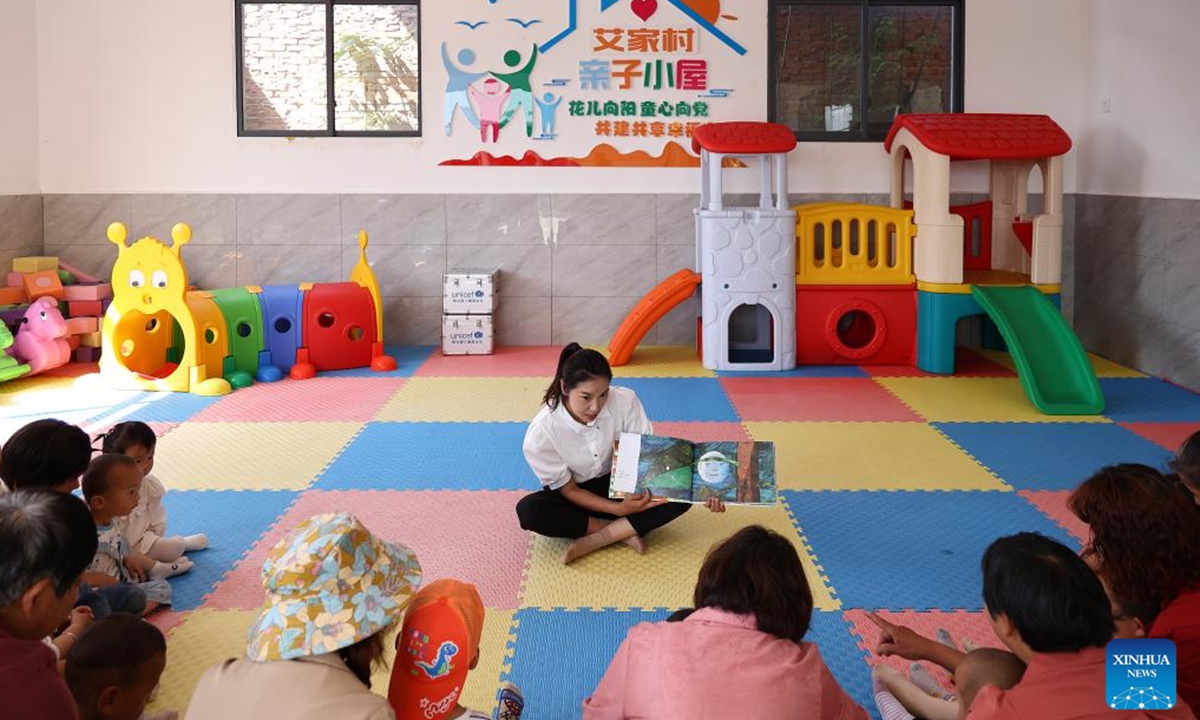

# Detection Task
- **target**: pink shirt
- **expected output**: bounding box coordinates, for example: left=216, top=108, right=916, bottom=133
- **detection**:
left=968, top=646, right=1196, bottom=720
left=582, top=608, right=869, bottom=720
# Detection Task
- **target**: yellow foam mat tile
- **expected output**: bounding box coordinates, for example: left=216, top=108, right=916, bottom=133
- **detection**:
left=372, top=608, right=516, bottom=712
left=154, top=421, right=364, bottom=490
left=744, top=422, right=1010, bottom=491
left=147, top=609, right=255, bottom=714
left=519, top=504, right=838, bottom=611
left=591, top=345, right=714, bottom=377
left=877, top=377, right=1111, bottom=423
left=375, top=377, right=546, bottom=422
left=974, top=349, right=1144, bottom=379
left=0, top=375, right=140, bottom=420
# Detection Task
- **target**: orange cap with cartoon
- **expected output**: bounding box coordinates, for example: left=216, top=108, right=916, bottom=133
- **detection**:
left=388, top=579, right=485, bottom=720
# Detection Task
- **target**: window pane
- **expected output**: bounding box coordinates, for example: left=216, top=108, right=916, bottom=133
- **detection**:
left=333, top=4, right=419, bottom=133
left=866, top=5, right=955, bottom=135
left=773, top=4, right=862, bottom=135
left=241, top=4, right=328, bottom=132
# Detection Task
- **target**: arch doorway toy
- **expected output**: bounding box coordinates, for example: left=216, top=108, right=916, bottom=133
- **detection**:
left=101, top=222, right=395, bottom=396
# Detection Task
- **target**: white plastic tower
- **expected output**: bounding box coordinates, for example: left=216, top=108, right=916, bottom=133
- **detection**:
left=693, top=123, right=798, bottom=372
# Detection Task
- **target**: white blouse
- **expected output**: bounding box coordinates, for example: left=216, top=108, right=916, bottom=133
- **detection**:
left=523, top=386, right=652, bottom=490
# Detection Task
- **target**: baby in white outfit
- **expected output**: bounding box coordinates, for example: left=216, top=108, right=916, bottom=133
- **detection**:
left=100, top=421, right=209, bottom=579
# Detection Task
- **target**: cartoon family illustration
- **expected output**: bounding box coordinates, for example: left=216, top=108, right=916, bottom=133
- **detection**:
left=442, top=42, right=562, bottom=142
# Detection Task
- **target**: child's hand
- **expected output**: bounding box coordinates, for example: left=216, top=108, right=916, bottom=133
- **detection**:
left=123, top=556, right=146, bottom=582
left=865, top=611, right=933, bottom=660
left=67, top=606, right=94, bottom=633
left=705, top=497, right=726, bottom=513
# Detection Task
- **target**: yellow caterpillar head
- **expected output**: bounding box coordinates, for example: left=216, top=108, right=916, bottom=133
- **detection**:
left=107, top=222, right=192, bottom=310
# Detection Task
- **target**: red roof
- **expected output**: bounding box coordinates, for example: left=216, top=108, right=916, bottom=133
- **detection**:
left=884, top=114, right=1072, bottom=161
left=691, top=122, right=797, bottom=155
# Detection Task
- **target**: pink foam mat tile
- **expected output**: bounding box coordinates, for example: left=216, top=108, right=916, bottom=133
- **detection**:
left=414, top=346, right=563, bottom=377
left=1118, top=422, right=1200, bottom=453
left=865, top=349, right=1016, bottom=379
left=41, top=362, right=102, bottom=379
left=1017, top=490, right=1089, bottom=544
left=190, top=377, right=406, bottom=423
left=845, top=608, right=1004, bottom=689
left=651, top=421, right=751, bottom=443
left=147, top=609, right=189, bottom=637
left=720, top=377, right=923, bottom=422
left=204, top=489, right=530, bottom=611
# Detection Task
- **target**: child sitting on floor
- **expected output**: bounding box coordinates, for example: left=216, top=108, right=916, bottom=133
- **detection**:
left=65, top=613, right=175, bottom=720
left=389, top=578, right=524, bottom=720
left=1168, top=430, right=1200, bottom=507
left=99, top=422, right=208, bottom=579
left=80, top=455, right=172, bottom=616
left=1, top=418, right=147, bottom=618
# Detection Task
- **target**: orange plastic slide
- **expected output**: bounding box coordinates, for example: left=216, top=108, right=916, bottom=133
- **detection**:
left=608, top=268, right=701, bottom=366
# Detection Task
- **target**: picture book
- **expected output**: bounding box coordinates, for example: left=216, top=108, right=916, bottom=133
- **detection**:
left=609, top=432, right=776, bottom=505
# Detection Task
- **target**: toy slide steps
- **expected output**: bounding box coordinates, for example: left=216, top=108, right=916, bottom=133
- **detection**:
left=969, top=285, right=1104, bottom=415
left=608, top=269, right=701, bottom=367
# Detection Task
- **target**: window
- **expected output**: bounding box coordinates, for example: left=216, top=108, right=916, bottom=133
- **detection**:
left=770, top=0, right=963, bottom=141
left=236, top=0, right=420, bottom=136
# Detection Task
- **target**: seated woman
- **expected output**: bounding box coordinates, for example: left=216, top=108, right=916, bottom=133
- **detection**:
left=186, top=513, right=422, bottom=720
left=1069, top=463, right=1200, bottom=712
left=582, top=525, right=868, bottom=719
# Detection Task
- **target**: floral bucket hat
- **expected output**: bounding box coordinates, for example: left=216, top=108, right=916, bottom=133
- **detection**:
left=247, top=512, right=422, bottom=662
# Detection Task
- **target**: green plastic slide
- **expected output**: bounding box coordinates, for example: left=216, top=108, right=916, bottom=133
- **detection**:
left=970, top=285, right=1104, bottom=415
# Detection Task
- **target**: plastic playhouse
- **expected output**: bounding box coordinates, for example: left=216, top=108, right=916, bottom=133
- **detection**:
left=609, top=114, right=1103, bottom=415
left=100, top=222, right=395, bottom=396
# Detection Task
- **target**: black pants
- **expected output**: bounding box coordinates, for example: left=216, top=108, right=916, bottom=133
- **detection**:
left=516, top=475, right=691, bottom=539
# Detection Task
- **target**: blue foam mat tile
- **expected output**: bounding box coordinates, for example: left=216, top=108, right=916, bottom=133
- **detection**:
left=313, top=421, right=534, bottom=490
left=782, top=490, right=1080, bottom=611
left=618, top=378, right=739, bottom=422
left=158, top=489, right=299, bottom=610
left=114, top=392, right=224, bottom=423
left=315, top=345, right=435, bottom=378
left=808, top=610, right=878, bottom=719
left=505, top=608, right=672, bottom=720
left=716, top=365, right=870, bottom=378
left=1099, top=378, right=1200, bottom=423
left=934, top=422, right=1173, bottom=490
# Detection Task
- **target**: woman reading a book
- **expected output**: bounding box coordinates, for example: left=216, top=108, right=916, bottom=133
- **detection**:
left=517, top=343, right=724, bottom=564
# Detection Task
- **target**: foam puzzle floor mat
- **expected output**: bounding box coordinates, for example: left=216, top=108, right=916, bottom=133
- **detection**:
left=4, top=345, right=1198, bottom=719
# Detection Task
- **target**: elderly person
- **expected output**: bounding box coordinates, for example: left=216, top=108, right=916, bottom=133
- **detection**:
left=0, top=489, right=99, bottom=720
left=186, top=513, right=422, bottom=720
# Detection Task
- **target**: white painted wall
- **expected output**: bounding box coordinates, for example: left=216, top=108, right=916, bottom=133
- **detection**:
left=0, top=0, right=40, bottom=194
left=1074, top=0, right=1200, bottom=199
left=34, top=0, right=1099, bottom=195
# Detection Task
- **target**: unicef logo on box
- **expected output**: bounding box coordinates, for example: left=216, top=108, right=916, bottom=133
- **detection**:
left=1107, top=638, right=1177, bottom=709
left=475, top=290, right=485, bottom=298
left=474, top=331, right=484, bottom=339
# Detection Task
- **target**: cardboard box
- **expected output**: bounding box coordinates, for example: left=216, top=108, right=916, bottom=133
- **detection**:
left=12, top=256, right=58, bottom=274
left=441, top=314, right=494, bottom=355
left=443, top=269, right=499, bottom=315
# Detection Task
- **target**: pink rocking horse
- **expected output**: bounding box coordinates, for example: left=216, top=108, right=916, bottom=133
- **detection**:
left=11, top=297, right=71, bottom=375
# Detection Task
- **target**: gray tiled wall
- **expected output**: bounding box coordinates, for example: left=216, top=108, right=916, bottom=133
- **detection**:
left=1073, top=195, right=1200, bottom=391
left=28, top=192, right=1197, bottom=390
left=0, top=194, right=44, bottom=271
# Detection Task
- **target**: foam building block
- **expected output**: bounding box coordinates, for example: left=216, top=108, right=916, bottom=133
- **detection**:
left=0, top=287, right=26, bottom=305
left=62, top=283, right=114, bottom=301
left=80, top=331, right=103, bottom=347
left=74, top=346, right=101, bottom=362
left=12, top=256, right=58, bottom=273
left=66, top=335, right=82, bottom=351
left=6, top=273, right=25, bottom=287
left=68, top=300, right=103, bottom=317
left=65, top=316, right=99, bottom=335
left=24, top=270, right=65, bottom=300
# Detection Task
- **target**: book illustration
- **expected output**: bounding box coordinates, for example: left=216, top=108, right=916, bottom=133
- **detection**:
left=610, top=433, right=776, bottom=505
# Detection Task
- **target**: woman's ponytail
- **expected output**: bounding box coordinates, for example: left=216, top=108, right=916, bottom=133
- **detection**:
left=543, top=342, right=612, bottom=409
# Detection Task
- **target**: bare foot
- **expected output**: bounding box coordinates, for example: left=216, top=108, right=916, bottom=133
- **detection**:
left=561, top=518, right=639, bottom=565
left=622, top=534, right=647, bottom=554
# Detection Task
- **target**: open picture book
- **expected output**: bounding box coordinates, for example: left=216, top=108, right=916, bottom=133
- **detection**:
left=609, top=432, right=777, bottom=505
